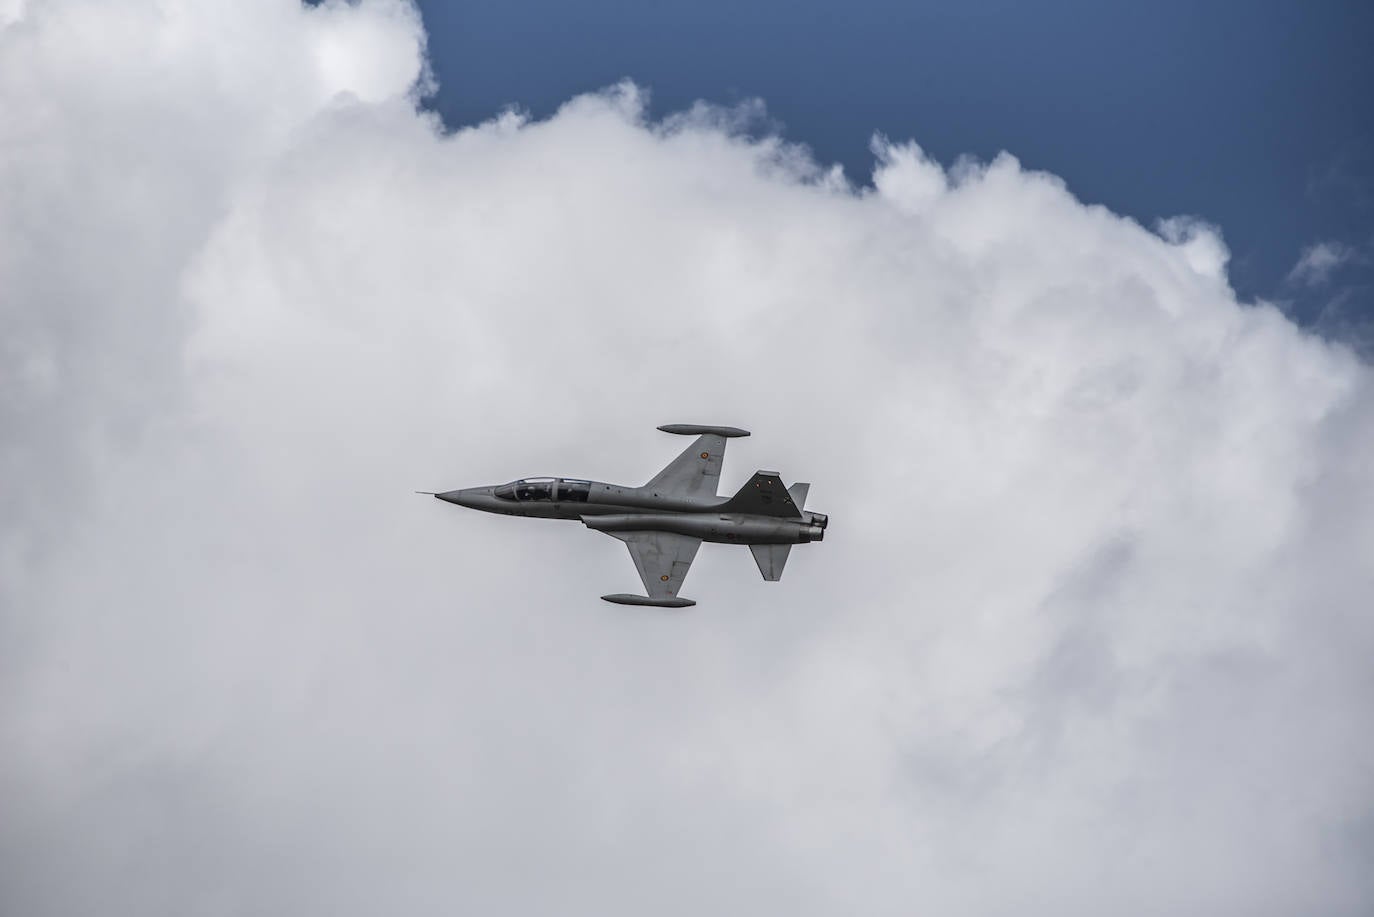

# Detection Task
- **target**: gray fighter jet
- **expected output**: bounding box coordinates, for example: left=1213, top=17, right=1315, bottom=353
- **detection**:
left=429, top=424, right=827, bottom=607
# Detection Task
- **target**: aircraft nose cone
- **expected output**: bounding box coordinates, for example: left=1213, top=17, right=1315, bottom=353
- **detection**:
left=435, top=487, right=493, bottom=509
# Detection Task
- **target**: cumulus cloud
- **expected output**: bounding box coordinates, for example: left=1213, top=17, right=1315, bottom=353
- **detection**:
left=3, top=2, right=1373, bottom=916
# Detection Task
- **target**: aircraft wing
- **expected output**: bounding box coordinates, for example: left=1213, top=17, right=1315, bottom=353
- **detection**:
left=600, top=531, right=702, bottom=606
left=644, top=425, right=749, bottom=499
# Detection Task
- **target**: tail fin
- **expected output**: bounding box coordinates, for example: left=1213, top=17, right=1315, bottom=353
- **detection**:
left=719, top=471, right=804, bottom=518
left=787, top=482, right=809, bottom=509
left=749, top=544, right=792, bottom=581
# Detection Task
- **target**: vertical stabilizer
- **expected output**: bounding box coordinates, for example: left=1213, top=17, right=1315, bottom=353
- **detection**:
left=787, top=482, right=810, bottom=510
left=721, top=471, right=804, bottom=518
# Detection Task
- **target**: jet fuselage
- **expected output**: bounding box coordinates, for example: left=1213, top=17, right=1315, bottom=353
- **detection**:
left=429, top=424, right=826, bottom=606
left=436, top=480, right=826, bottom=545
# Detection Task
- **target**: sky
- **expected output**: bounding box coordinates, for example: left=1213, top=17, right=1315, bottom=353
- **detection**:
left=419, top=0, right=1374, bottom=351
left=2, top=1, right=1373, bottom=915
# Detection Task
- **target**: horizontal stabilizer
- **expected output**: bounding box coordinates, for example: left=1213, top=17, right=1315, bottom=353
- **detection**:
left=601, top=593, right=696, bottom=608
left=657, top=424, right=750, bottom=438
left=787, top=482, right=810, bottom=510
left=719, top=471, right=804, bottom=518
left=749, top=544, right=791, bottom=581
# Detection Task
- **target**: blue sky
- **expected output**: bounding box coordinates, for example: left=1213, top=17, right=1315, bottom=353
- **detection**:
left=417, top=0, right=1374, bottom=347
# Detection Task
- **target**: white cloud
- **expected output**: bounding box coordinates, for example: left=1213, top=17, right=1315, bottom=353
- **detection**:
left=1156, top=214, right=1231, bottom=282
left=2, top=2, right=1373, bottom=916
left=1289, top=239, right=1358, bottom=286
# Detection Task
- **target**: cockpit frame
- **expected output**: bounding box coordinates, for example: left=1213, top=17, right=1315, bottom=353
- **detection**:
left=494, top=477, right=592, bottom=503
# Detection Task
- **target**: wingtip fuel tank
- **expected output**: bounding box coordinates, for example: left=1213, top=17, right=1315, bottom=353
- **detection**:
left=656, top=424, right=751, bottom=438
left=600, top=593, right=697, bottom=608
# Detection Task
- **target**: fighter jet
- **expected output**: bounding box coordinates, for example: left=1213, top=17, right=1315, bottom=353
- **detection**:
left=429, top=424, right=827, bottom=607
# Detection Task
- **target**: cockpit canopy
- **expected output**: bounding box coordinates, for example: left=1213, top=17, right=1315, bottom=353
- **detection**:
left=494, top=477, right=592, bottom=503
